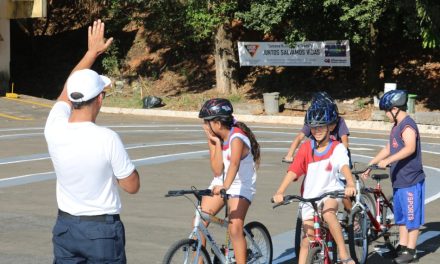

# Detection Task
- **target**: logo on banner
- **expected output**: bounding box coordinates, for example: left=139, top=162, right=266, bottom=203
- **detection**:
left=325, top=44, right=347, bottom=57
left=244, top=44, right=259, bottom=57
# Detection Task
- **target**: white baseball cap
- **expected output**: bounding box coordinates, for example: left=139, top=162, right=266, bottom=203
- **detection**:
left=66, top=69, right=112, bottom=103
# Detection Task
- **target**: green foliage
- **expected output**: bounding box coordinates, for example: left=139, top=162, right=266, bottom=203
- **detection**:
left=102, top=42, right=120, bottom=76
left=227, top=93, right=242, bottom=103
left=236, top=0, right=290, bottom=35
left=186, top=0, right=238, bottom=41
left=416, top=1, right=440, bottom=48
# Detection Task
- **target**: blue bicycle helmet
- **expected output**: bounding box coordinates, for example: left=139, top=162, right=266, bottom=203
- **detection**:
left=311, top=91, right=339, bottom=114
left=305, top=102, right=339, bottom=127
left=199, top=98, right=233, bottom=120
left=311, top=91, right=334, bottom=105
left=379, top=90, right=408, bottom=111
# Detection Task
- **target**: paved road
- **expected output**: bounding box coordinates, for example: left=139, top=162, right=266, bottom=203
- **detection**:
left=0, top=96, right=439, bottom=264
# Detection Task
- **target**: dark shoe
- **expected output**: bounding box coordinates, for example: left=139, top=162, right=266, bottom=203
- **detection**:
left=393, top=251, right=417, bottom=263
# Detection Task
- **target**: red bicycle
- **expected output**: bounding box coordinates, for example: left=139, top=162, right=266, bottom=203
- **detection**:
left=273, top=190, right=346, bottom=264
left=347, top=165, right=399, bottom=264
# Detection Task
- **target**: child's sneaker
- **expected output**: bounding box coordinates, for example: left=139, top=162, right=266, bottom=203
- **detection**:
left=393, top=250, right=418, bottom=263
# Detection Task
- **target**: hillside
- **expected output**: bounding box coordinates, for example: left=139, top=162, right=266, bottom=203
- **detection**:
left=6, top=7, right=440, bottom=120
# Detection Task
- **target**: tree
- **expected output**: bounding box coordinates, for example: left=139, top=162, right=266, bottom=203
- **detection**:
left=185, top=0, right=240, bottom=94
left=236, top=0, right=440, bottom=93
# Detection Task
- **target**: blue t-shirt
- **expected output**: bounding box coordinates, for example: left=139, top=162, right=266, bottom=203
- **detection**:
left=390, top=115, right=425, bottom=188
left=301, top=117, right=350, bottom=142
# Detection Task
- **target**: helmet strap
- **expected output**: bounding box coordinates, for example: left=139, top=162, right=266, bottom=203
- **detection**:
left=391, top=108, right=400, bottom=126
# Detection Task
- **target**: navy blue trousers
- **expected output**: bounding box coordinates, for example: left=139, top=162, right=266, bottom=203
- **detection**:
left=52, top=214, right=126, bottom=263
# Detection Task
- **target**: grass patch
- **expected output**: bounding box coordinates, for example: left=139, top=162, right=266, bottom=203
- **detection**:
left=102, top=87, right=246, bottom=111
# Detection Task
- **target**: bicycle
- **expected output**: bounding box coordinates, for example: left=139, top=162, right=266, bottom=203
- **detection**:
left=163, top=188, right=273, bottom=264
left=273, top=190, right=346, bottom=264
left=290, top=179, right=374, bottom=258
left=347, top=165, right=399, bottom=264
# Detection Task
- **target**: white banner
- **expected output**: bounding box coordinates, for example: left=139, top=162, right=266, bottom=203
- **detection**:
left=238, top=41, right=350, bottom=67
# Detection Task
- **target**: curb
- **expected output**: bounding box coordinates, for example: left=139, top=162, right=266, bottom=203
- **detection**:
left=101, top=106, right=440, bottom=136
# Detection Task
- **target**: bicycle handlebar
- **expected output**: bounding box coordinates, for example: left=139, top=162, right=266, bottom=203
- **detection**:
left=165, top=189, right=212, bottom=198
left=281, top=158, right=293, bottom=164
left=271, top=190, right=346, bottom=209
left=351, top=164, right=388, bottom=175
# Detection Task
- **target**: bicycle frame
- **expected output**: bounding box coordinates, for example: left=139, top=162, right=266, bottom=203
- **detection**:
left=189, top=203, right=264, bottom=264
left=364, top=180, right=394, bottom=233
left=274, top=191, right=344, bottom=264
left=308, top=203, right=336, bottom=264
left=351, top=172, right=394, bottom=238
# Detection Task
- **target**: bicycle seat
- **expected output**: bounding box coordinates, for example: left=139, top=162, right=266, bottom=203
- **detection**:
left=372, top=174, right=389, bottom=180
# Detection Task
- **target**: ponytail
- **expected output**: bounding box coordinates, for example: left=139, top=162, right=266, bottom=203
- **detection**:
left=215, top=116, right=261, bottom=168
left=234, top=122, right=261, bottom=168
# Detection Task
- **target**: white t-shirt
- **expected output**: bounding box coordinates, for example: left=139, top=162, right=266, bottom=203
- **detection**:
left=288, top=139, right=348, bottom=198
left=288, top=139, right=348, bottom=220
left=44, top=101, right=135, bottom=215
left=209, top=127, right=257, bottom=201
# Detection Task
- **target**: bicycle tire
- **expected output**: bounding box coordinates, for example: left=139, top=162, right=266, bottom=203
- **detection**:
left=305, top=246, right=324, bottom=264
left=244, top=221, right=273, bottom=264
left=163, top=238, right=212, bottom=264
left=360, top=191, right=376, bottom=217
left=294, top=213, right=303, bottom=258
left=348, top=207, right=369, bottom=264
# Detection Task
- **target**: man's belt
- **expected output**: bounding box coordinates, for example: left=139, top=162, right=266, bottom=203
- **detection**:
left=58, top=209, right=120, bottom=222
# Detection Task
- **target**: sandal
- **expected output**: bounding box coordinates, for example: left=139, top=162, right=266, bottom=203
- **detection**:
left=340, top=258, right=355, bottom=264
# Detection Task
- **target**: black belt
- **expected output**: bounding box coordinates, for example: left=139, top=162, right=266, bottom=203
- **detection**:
left=58, top=209, right=120, bottom=222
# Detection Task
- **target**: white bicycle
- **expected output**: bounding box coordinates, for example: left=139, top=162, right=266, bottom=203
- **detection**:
left=163, top=188, right=273, bottom=264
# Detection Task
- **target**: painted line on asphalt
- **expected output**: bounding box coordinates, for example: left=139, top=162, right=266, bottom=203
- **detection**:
left=1, top=148, right=439, bottom=262
left=3, top=97, right=53, bottom=108
left=0, top=112, right=33, bottom=121
left=2, top=149, right=439, bottom=205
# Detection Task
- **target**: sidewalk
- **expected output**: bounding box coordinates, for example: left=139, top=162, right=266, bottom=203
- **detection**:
left=101, top=106, right=440, bottom=136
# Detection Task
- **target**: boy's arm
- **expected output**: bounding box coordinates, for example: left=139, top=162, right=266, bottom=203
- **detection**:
left=340, top=134, right=349, bottom=149
left=378, top=127, right=417, bottom=168
left=369, top=143, right=391, bottom=165
left=273, top=171, right=299, bottom=203
left=284, top=132, right=305, bottom=161
left=340, top=165, right=356, bottom=197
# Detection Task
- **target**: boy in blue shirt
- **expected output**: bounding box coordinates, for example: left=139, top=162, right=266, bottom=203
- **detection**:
left=363, top=90, right=425, bottom=263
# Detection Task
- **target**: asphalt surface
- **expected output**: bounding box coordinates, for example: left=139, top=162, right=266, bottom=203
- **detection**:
left=1, top=96, right=439, bottom=264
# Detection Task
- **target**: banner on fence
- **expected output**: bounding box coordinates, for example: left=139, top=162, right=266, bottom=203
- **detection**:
left=238, top=41, right=350, bottom=67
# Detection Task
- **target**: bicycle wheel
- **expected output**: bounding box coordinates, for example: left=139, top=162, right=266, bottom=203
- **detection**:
left=382, top=196, right=399, bottom=250
left=305, top=246, right=324, bottom=264
left=163, top=238, right=212, bottom=264
left=360, top=191, right=376, bottom=216
left=244, top=221, right=273, bottom=264
left=348, top=207, right=369, bottom=264
left=294, top=213, right=303, bottom=258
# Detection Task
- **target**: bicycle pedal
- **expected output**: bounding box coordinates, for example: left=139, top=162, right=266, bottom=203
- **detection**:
left=374, top=244, right=391, bottom=253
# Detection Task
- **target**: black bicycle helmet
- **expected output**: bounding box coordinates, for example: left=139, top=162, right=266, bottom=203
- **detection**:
left=305, top=102, right=339, bottom=127
left=379, top=90, right=408, bottom=111
left=198, top=98, right=233, bottom=120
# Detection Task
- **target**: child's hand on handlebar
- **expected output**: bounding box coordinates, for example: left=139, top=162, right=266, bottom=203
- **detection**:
left=377, top=159, right=390, bottom=169
left=272, top=192, right=284, bottom=204
left=361, top=168, right=371, bottom=179
left=212, top=185, right=226, bottom=195
left=344, top=184, right=356, bottom=197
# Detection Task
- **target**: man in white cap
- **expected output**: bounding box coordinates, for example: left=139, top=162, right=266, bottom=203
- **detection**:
left=44, top=20, right=140, bottom=263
